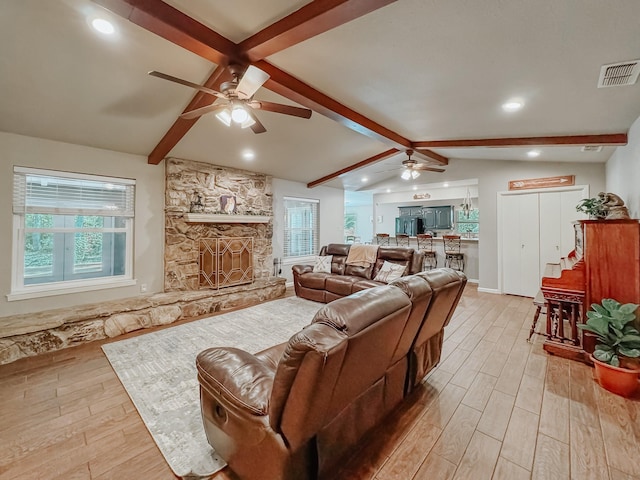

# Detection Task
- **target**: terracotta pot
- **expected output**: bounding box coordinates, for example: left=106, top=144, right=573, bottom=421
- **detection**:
left=591, top=355, right=640, bottom=397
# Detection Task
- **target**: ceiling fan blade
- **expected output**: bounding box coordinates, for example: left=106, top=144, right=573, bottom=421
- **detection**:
left=374, top=167, right=402, bottom=173
left=236, top=65, right=270, bottom=100
left=249, top=100, right=312, bottom=119
left=180, top=102, right=227, bottom=120
left=148, top=71, right=226, bottom=98
left=247, top=110, right=267, bottom=134
left=412, top=165, right=446, bottom=172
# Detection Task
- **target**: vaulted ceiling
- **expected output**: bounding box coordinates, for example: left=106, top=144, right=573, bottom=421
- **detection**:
left=1, top=0, right=639, bottom=192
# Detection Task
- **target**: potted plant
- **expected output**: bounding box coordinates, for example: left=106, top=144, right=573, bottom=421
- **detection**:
left=575, top=197, right=607, bottom=219
left=578, top=298, right=640, bottom=397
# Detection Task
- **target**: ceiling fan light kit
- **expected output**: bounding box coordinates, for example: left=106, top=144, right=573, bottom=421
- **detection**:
left=149, top=64, right=312, bottom=134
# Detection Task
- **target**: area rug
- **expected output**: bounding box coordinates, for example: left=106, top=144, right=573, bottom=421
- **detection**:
left=102, top=296, right=323, bottom=479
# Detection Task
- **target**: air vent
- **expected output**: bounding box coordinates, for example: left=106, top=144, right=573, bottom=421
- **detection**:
left=598, top=60, right=640, bottom=88
left=581, top=146, right=603, bottom=152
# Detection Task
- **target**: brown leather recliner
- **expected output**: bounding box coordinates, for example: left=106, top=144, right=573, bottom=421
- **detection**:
left=293, top=244, right=424, bottom=303
left=196, top=269, right=466, bottom=479
left=409, top=268, right=468, bottom=389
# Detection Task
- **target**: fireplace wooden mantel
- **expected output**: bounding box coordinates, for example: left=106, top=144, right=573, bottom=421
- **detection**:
left=184, top=213, right=271, bottom=223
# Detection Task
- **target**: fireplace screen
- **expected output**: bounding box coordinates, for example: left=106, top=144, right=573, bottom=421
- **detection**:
left=199, top=237, right=253, bottom=289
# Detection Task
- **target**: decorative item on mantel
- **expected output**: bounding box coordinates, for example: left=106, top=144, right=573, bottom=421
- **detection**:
left=190, top=194, right=205, bottom=213
left=220, top=195, right=237, bottom=214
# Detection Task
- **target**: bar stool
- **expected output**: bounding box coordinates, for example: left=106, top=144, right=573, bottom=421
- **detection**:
left=443, top=235, right=464, bottom=271
left=396, top=234, right=410, bottom=247
left=375, top=233, right=390, bottom=246
left=416, top=234, right=437, bottom=270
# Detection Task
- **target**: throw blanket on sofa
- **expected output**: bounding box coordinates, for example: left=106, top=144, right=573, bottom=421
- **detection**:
left=346, top=244, right=379, bottom=267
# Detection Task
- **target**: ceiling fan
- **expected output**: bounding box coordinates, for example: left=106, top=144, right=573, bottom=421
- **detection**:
left=149, top=64, right=312, bottom=134
left=377, top=150, right=446, bottom=179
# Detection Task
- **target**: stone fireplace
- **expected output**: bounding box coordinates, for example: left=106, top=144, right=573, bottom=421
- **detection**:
left=165, top=158, right=273, bottom=292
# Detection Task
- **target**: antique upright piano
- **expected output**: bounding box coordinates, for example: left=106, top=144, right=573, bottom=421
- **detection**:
left=540, top=219, right=640, bottom=362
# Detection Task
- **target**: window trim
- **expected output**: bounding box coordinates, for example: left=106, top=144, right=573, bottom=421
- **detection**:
left=9, top=167, right=136, bottom=301
left=283, top=196, right=320, bottom=260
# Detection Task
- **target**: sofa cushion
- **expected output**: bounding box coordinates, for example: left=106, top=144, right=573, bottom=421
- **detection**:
left=352, top=279, right=385, bottom=292
left=344, top=263, right=373, bottom=279
left=313, top=255, right=333, bottom=273
left=325, top=275, right=361, bottom=296
left=298, top=272, right=330, bottom=290
left=322, top=244, right=349, bottom=275
left=373, top=261, right=407, bottom=283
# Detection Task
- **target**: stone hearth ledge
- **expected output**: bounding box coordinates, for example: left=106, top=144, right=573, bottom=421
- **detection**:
left=0, top=277, right=286, bottom=366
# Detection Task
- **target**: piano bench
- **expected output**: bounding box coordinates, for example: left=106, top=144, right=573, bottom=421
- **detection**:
left=528, top=291, right=546, bottom=342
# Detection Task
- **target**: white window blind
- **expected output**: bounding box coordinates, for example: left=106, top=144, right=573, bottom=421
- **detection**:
left=13, top=167, right=135, bottom=217
left=283, top=197, right=319, bottom=258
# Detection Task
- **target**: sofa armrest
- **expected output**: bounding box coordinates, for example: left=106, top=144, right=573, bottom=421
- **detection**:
left=292, top=264, right=313, bottom=275
left=196, top=347, right=275, bottom=416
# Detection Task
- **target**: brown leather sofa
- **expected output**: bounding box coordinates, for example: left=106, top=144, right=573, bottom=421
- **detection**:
left=292, top=243, right=424, bottom=303
left=196, top=268, right=466, bottom=480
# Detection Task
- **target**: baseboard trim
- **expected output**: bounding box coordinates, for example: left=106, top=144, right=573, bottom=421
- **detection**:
left=285, top=281, right=294, bottom=288
left=467, top=279, right=479, bottom=284
left=477, top=287, right=501, bottom=294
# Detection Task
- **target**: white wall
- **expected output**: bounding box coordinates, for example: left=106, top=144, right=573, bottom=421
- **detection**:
left=606, top=114, right=640, bottom=218
left=272, top=178, right=344, bottom=283
left=0, top=132, right=165, bottom=317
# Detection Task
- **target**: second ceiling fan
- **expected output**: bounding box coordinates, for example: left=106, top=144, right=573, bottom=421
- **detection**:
left=377, top=150, right=446, bottom=179
left=149, top=64, right=312, bottom=134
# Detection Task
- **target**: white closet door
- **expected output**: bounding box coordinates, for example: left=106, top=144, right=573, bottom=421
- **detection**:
left=539, top=192, right=562, bottom=275
left=560, top=189, right=587, bottom=254
left=519, top=194, right=541, bottom=297
left=502, top=193, right=540, bottom=297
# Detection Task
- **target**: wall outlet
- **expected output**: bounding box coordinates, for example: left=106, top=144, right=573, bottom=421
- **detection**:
left=140, top=283, right=147, bottom=293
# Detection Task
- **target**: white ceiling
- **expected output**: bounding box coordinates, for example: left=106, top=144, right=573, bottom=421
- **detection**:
left=1, top=0, right=639, bottom=192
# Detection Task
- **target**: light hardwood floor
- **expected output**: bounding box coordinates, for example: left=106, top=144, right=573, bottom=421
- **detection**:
left=1, top=285, right=639, bottom=480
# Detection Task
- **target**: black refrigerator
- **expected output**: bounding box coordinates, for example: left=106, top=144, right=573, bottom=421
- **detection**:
left=395, top=216, right=423, bottom=236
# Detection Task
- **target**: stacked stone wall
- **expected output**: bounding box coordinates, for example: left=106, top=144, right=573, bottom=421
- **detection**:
left=164, top=158, right=273, bottom=291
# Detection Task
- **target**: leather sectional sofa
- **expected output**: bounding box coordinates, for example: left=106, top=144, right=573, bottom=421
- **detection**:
left=292, top=243, right=425, bottom=303
left=196, top=268, right=466, bottom=480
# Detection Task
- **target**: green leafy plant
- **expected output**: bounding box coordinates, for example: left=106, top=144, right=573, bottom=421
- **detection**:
left=575, top=197, right=606, bottom=219
left=578, top=299, right=640, bottom=368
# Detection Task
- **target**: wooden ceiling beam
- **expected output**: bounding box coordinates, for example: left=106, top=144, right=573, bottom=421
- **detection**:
left=412, top=148, right=448, bottom=166
left=412, top=133, right=628, bottom=148
left=256, top=60, right=412, bottom=149
left=240, top=0, right=397, bottom=62
left=148, top=65, right=231, bottom=165
left=93, top=0, right=238, bottom=64
left=307, top=148, right=400, bottom=188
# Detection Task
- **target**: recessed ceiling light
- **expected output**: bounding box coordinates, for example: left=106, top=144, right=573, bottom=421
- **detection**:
left=241, top=150, right=255, bottom=160
left=361, top=177, right=368, bottom=183
left=527, top=149, right=541, bottom=158
left=386, top=188, right=391, bottom=193
left=413, top=185, right=418, bottom=190
left=502, top=100, right=524, bottom=112
left=443, top=183, right=449, bottom=188
left=91, top=18, right=115, bottom=35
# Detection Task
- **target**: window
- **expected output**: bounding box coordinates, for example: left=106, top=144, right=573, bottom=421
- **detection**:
left=283, top=197, right=319, bottom=258
left=344, top=212, right=357, bottom=238
left=456, top=208, right=479, bottom=237
left=11, top=167, right=135, bottom=299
